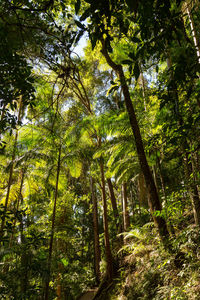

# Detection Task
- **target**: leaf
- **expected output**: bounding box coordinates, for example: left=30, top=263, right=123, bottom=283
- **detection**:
left=68, top=160, right=82, bottom=178
left=80, top=8, right=91, bottom=21
left=121, top=59, right=133, bottom=65
left=156, top=65, right=159, bottom=73
left=133, top=62, right=140, bottom=80
left=90, top=33, right=98, bottom=50
left=74, top=30, right=84, bottom=45
left=74, top=20, right=85, bottom=30
left=75, top=0, right=81, bottom=14
left=107, top=85, right=119, bottom=95
left=132, top=36, right=141, bottom=43
left=128, top=51, right=135, bottom=60
left=61, top=258, right=69, bottom=267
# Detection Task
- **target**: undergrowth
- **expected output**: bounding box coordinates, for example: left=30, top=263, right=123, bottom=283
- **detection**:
left=110, top=224, right=200, bottom=300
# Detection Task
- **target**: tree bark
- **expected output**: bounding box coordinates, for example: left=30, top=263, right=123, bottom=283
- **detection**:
left=167, top=52, right=200, bottom=226
left=184, top=153, right=200, bottom=225
left=99, top=158, right=113, bottom=281
left=107, top=178, right=122, bottom=233
left=122, top=182, right=130, bottom=231
left=45, top=143, right=61, bottom=300
left=0, top=96, right=23, bottom=241
left=186, top=5, right=200, bottom=64
left=90, top=176, right=101, bottom=283
left=9, top=168, right=25, bottom=247
left=101, top=41, right=169, bottom=241
left=138, top=172, right=148, bottom=207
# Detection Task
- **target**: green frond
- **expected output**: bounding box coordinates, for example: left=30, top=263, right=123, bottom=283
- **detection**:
left=67, top=159, right=82, bottom=178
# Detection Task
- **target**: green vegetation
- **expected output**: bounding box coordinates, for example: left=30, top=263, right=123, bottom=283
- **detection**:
left=0, top=0, right=200, bottom=299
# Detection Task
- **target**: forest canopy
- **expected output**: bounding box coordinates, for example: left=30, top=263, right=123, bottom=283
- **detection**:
left=0, top=0, right=200, bottom=299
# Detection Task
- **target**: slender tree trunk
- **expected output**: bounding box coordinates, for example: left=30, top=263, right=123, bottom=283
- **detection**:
left=122, top=182, right=130, bottom=231
left=184, top=153, right=200, bottom=225
left=157, top=159, right=167, bottom=201
left=20, top=214, right=28, bottom=295
left=138, top=66, right=147, bottom=111
left=138, top=172, right=148, bottom=207
left=0, top=97, right=23, bottom=241
left=107, top=178, right=122, bottom=233
left=167, top=52, right=200, bottom=225
left=130, top=185, right=135, bottom=216
left=186, top=5, right=200, bottom=64
left=191, top=151, right=200, bottom=195
left=56, top=272, right=62, bottom=300
left=9, top=168, right=25, bottom=246
left=157, top=159, right=176, bottom=236
left=99, top=158, right=113, bottom=281
left=90, top=176, right=101, bottom=283
left=2, top=168, right=26, bottom=274
left=45, top=144, right=61, bottom=300
left=0, top=102, right=6, bottom=139
left=101, top=41, right=169, bottom=241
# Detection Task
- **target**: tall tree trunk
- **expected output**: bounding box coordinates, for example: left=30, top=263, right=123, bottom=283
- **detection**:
left=99, top=158, right=113, bottom=281
left=185, top=5, right=200, bottom=64
left=9, top=168, right=25, bottom=246
left=157, top=159, right=176, bottom=236
left=90, top=176, right=101, bottom=283
left=20, top=211, right=28, bottom=295
left=107, top=178, right=122, bottom=234
left=0, top=97, right=23, bottom=241
left=45, top=144, right=61, bottom=300
left=184, top=153, right=200, bottom=225
left=0, top=102, right=6, bottom=139
left=122, top=182, right=130, bottom=231
left=138, top=172, right=148, bottom=207
left=167, top=53, right=200, bottom=225
left=138, top=66, right=147, bottom=111
left=101, top=41, right=169, bottom=241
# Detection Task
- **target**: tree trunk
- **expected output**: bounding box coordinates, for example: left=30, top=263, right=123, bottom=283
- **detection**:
left=138, top=172, right=148, bottom=207
left=0, top=96, right=23, bottom=241
left=167, top=52, right=200, bottom=226
left=99, top=158, right=113, bottom=281
left=0, top=102, right=6, bottom=139
left=122, top=182, right=130, bottom=231
left=138, top=66, right=147, bottom=111
left=90, top=176, right=101, bottom=283
left=107, top=178, right=122, bottom=233
left=101, top=41, right=169, bottom=241
left=184, top=153, right=200, bottom=225
left=186, top=5, right=200, bottom=64
left=45, top=144, right=61, bottom=300
left=9, top=168, right=25, bottom=246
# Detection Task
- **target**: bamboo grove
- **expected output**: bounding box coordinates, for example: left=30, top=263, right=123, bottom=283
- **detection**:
left=0, top=0, right=200, bottom=299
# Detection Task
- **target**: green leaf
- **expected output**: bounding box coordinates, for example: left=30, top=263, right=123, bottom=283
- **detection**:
left=61, top=258, right=69, bottom=267
left=90, top=33, right=98, bottom=50
left=121, top=59, right=133, bottom=65
left=133, top=62, right=140, bottom=80
left=80, top=8, right=91, bottom=21
left=74, top=30, right=84, bottom=45
left=132, top=36, right=141, bottom=43
left=75, top=0, right=81, bottom=14
left=107, top=85, right=119, bottom=95
left=75, top=20, right=85, bottom=30
left=128, top=52, right=135, bottom=60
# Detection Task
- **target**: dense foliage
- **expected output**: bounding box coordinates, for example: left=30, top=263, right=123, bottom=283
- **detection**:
left=0, top=0, right=200, bottom=299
